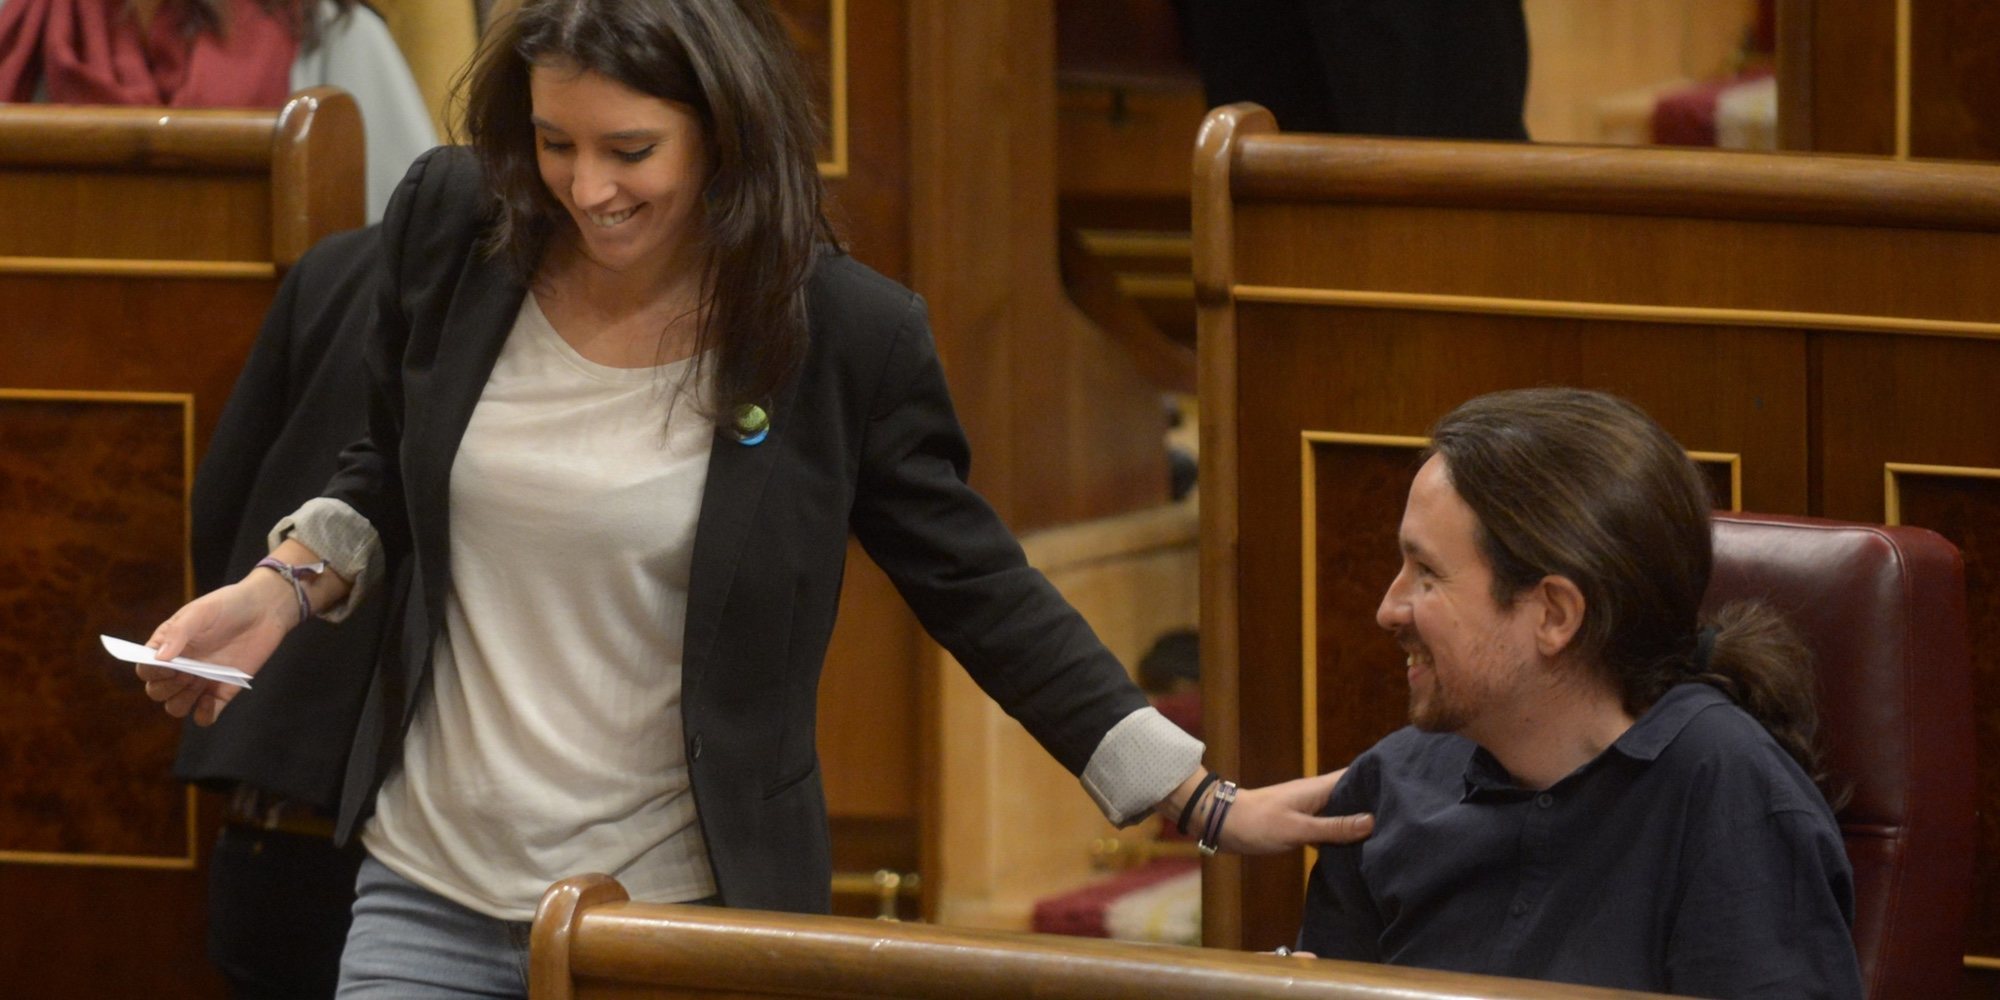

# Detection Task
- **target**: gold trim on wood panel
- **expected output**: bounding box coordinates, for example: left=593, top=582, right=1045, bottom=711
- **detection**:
left=1884, top=462, right=2000, bottom=525
left=818, top=0, right=849, bottom=178
left=1298, top=431, right=1431, bottom=784
left=1231, top=286, right=2000, bottom=343
left=1894, top=0, right=1912, bottom=161
left=0, top=388, right=199, bottom=870
left=1687, top=451, right=1744, bottom=512
left=0, top=257, right=275, bottom=280
left=0, top=837, right=198, bottom=871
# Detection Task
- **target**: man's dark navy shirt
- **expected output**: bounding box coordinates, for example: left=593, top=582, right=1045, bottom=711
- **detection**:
left=1300, top=683, right=1863, bottom=999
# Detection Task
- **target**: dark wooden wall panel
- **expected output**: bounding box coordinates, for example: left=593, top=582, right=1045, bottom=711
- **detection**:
left=0, top=287, right=267, bottom=1000
left=1888, top=473, right=2000, bottom=963
left=1776, top=0, right=1896, bottom=155
left=0, top=396, right=190, bottom=859
left=1, top=277, right=279, bottom=448
left=1781, top=0, right=2000, bottom=163
left=1307, top=441, right=1422, bottom=779
left=1910, top=0, right=2000, bottom=161
left=1818, top=334, right=2000, bottom=974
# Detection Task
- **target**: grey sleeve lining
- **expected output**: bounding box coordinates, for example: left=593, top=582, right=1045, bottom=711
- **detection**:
left=267, top=496, right=383, bottom=623
left=1080, top=707, right=1205, bottom=826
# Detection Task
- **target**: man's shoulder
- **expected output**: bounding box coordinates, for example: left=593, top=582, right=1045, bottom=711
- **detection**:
left=1333, top=727, right=1476, bottom=811
left=1366, top=725, right=1473, bottom=767
left=1648, top=686, right=1830, bottom=818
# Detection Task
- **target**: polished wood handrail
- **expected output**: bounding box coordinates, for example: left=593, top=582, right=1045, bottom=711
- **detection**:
left=0, top=88, right=363, bottom=269
left=0, top=104, right=275, bottom=170
left=1227, top=128, right=2000, bottom=232
left=531, top=874, right=1675, bottom=1000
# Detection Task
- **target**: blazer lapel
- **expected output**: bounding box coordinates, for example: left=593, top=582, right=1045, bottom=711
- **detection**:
left=404, top=258, right=525, bottom=625
left=680, top=376, right=800, bottom=705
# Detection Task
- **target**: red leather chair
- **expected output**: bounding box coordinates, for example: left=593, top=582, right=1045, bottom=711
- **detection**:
left=1705, top=513, right=1977, bottom=998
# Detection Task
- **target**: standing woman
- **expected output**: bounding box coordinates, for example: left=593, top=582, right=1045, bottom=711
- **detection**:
left=136, top=1, right=1369, bottom=994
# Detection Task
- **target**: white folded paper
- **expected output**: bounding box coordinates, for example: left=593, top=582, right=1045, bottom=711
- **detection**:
left=100, top=634, right=253, bottom=689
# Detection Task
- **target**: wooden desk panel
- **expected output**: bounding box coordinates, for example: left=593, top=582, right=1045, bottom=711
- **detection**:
left=1818, top=334, right=2000, bottom=966
left=0, top=174, right=272, bottom=264
left=0, top=92, right=359, bottom=1000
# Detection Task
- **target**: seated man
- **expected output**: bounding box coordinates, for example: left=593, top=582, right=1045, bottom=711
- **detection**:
left=1300, top=387, right=1862, bottom=999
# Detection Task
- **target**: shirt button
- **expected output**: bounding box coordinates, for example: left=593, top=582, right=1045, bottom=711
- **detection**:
left=689, top=734, right=703, bottom=761
left=1535, top=793, right=1553, bottom=808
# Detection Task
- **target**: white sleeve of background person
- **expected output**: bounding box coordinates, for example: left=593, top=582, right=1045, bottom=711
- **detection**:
left=291, top=1, right=440, bottom=223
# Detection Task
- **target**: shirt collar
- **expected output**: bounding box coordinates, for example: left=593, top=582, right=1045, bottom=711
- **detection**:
left=1459, top=683, right=1728, bottom=799
left=1607, top=682, right=1729, bottom=762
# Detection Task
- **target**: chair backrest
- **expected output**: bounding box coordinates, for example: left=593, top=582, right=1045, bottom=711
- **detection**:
left=1705, top=512, right=1977, bottom=998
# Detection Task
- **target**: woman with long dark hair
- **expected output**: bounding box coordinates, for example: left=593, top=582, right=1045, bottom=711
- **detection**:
left=133, top=2, right=1369, bottom=994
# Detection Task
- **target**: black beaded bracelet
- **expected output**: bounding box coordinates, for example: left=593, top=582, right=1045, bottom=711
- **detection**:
left=1176, top=772, right=1222, bottom=836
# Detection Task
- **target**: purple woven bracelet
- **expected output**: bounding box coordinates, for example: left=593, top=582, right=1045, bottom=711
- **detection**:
left=255, top=556, right=324, bottom=625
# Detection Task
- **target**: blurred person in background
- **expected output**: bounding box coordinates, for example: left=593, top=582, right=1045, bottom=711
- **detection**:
left=0, top=0, right=436, bottom=220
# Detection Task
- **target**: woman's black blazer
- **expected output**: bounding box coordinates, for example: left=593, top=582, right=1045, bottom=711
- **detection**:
left=325, top=147, right=1150, bottom=913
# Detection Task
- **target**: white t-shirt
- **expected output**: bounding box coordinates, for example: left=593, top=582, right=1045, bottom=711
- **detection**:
left=362, top=293, right=718, bottom=918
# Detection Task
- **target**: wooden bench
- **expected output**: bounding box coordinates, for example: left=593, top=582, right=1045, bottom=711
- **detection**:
left=0, top=89, right=362, bottom=1000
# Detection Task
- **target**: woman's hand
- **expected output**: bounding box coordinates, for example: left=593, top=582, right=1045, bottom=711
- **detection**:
left=1218, top=768, right=1371, bottom=855
left=137, top=571, right=296, bottom=726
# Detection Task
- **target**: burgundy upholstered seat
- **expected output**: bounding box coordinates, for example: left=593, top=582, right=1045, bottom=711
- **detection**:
left=1705, top=513, right=1976, bottom=998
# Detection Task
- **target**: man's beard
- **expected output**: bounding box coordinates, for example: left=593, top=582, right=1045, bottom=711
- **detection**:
left=1403, top=635, right=1474, bottom=733
left=1408, top=662, right=1473, bottom=732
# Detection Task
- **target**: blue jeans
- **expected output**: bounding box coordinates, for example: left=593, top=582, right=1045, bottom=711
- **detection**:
left=336, top=856, right=533, bottom=999
left=336, top=854, right=722, bottom=998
